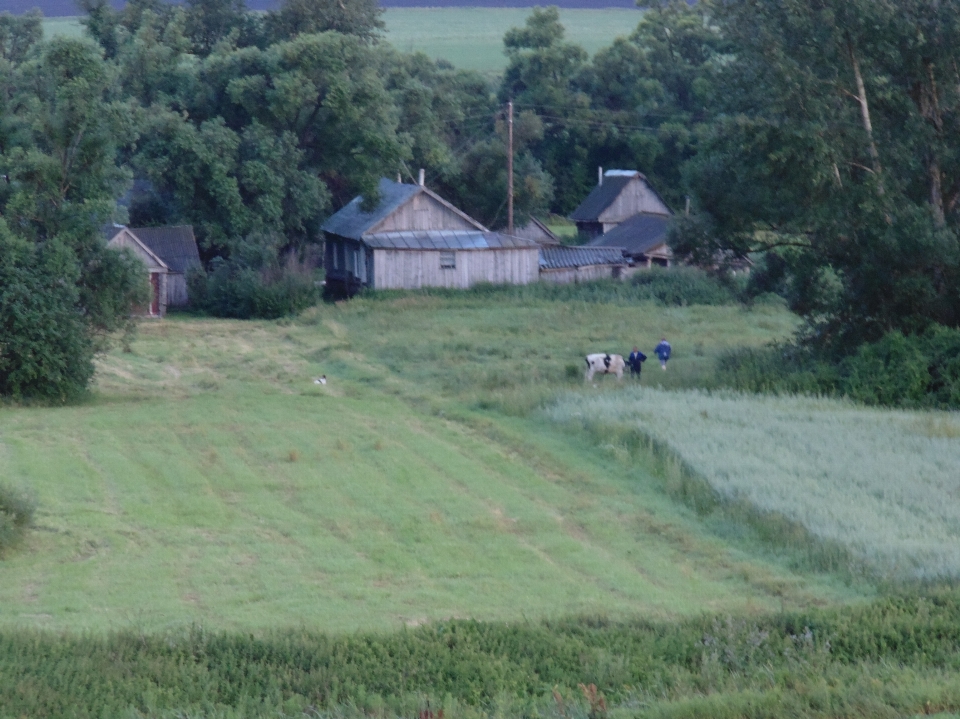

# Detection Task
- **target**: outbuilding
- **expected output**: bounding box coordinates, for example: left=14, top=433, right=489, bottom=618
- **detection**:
left=106, top=225, right=201, bottom=316
left=587, top=213, right=673, bottom=268
left=569, top=169, right=672, bottom=241
left=539, top=246, right=626, bottom=284
left=322, top=178, right=540, bottom=295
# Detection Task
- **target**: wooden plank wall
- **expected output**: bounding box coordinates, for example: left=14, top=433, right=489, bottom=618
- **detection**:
left=599, top=178, right=671, bottom=226
left=373, top=193, right=478, bottom=233
left=167, top=274, right=189, bottom=306
left=540, top=264, right=620, bottom=284
left=373, top=249, right=539, bottom=289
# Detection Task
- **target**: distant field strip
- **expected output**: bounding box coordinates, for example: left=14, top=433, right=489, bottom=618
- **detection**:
left=548, top=389, right=960, bottom=579
left=41, top=9, right=643, bottom=73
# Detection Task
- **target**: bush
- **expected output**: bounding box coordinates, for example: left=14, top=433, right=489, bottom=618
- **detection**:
left=364, top=267, right=739, bottom=307
left=717, top=325, right=960, bottom=409
left=190, top=256, right=320, bottom=320
left=0, top=483, right=36, bottom=554
left=0, top=240, right=95, bottom=401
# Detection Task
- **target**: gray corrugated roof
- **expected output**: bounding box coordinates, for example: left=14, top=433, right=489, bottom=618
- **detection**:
left=321, top=179, right=422, bottom=241
left=128, top=226, right=201, bottom=273
left=363, top=230, right=539, bottom=250
left=539, top=245, right=626, bottom=270
left=588, top=214, right=671, bottom=256
left=569, top=175, right=635, bottom=222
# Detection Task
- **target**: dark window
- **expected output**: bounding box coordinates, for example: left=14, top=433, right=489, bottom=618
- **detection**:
left=440, top=250, right=456, bottom=269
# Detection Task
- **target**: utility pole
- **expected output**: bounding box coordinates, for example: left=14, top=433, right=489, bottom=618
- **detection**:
left=507, top=100, right=514, bottom=235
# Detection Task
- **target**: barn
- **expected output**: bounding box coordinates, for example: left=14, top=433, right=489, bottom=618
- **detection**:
left=106, top=225, right=202, bottom=317
left=322, top=177, right=540, bottom=295
left=570, top=168, right=672, bottom=232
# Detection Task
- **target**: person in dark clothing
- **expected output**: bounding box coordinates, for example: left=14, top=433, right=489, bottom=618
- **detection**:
left=627, top=346, right=647, bottom=378
left=655, top=337, right=671, bottom=370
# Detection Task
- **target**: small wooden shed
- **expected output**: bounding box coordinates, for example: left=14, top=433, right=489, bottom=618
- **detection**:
left=539, top=246, right=627, bottom=284
left=588, top=213, right=674, bottom=268
left=106, top=225, right=201, bottom=316
left=322, top=178, right=540, bottom=295
left=569, top=169, right=672, bottom=240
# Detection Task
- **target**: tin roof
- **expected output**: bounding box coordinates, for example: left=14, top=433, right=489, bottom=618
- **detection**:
left=363, top=230, right=539, bottom=250
left=321, top=179, right=423, bottom=241
left=539, top=245, right=626, bottom=270
left=569, top=170, right=673, bottom=223
left=588, top=213, right=671, bottom=256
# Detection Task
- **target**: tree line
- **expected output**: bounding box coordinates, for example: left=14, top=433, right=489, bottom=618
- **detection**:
left=2, top=0, right=960, bottom=400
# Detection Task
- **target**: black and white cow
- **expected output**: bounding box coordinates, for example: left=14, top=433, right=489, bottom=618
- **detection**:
left=584, top=353, right=625, bottom=382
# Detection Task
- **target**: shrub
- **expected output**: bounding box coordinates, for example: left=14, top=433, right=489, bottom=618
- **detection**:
left=0, top=242, right=95, bottom=401
left=190, top=256, right=320, bottom=320
left=840, top=331, right=929, bottom=406
left=629, top=266, right=740, bottom=306
left=0, top=483, right=36, bottom=554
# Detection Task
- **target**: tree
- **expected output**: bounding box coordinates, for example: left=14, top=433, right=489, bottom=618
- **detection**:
left=0, top=39, right=147, bottom=400
left=675, top=0, right=960, bottom=347
left=265, top=0, right=384, bottom=44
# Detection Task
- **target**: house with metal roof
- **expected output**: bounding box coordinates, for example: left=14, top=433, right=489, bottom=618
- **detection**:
left=321, top=177, right=540, bottom=295
left=569, top=169, right=672, bottom=239
left=106, top=225, right=202, bottom=316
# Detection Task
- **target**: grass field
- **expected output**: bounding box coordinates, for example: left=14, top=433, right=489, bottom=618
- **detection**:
left=41, top=8, right=641, bottom=74
left=549, top=388, right=960, bottom=580
left=0, top=289, right=868, bottom=633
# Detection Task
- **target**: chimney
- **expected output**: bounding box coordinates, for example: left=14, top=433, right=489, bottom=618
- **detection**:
left=598, top=166, right=603, bottom=186
left=418, top=168, right=425, bottom=186
left=397, top=172, right=402, bottom=183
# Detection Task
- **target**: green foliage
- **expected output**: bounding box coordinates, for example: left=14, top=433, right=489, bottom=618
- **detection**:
left=676, top=0, right=960, bottom=346
left=0, top=38, right=148, bottom=400
left=5, top=591, right=960, bottom=717
left=188, top=252, right=320, bottom=319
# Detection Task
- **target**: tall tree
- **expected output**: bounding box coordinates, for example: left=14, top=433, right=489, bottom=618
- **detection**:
left=675, top=0, right=960, bottom=346
left=0, top=39, right=146, bottom=400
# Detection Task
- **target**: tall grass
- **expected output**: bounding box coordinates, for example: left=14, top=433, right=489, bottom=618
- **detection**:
left=548, top=388, right=960, bottom=580
left=0, top=483, right=35, bottom=555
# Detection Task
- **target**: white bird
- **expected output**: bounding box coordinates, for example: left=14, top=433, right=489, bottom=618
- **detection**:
left=314, top=375, right=327, bottom=385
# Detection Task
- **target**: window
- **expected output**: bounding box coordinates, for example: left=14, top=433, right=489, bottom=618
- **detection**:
left=440, top=250, right=456, bottom=269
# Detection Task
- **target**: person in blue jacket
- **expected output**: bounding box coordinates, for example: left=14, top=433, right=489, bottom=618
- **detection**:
left=655, top=337, right=671, bottom=370
left=627, top=346, right=647, bottom=378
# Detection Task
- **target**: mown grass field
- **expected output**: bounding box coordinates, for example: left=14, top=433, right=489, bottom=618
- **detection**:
left=0, top=288, right=870, bottom=633
left=40, top=8, right=642, bottom=74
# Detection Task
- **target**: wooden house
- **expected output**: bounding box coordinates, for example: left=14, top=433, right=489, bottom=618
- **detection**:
left=569, top=169, right=672, bottom=240
left=539, top=246, right=626, bottom=284
left=588, top=213, right=674, bottom=268
left=322, top=178, right=540, bottom=295
left=106, top=225, right=201, bottom=316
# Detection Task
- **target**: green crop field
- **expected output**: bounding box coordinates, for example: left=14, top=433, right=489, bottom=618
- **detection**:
left=0, top=287, right=870, bottom=633
left=549, top=388, right=960, bottom=580
left=40, top=8, right=641, bottom=74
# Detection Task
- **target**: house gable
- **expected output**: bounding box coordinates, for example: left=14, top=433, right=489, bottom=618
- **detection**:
left=368, top=187, right=484, bottom=235
left=107, top=228, right=169, bottom=271
left=596, top=176, right=672, bottom=224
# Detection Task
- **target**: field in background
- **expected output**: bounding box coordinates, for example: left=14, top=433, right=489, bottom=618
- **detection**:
left=549, top=388, right=960, bottom=580
left=0, top=291, right=863, bottom=633
left=40, top=8, right=641, bottom=74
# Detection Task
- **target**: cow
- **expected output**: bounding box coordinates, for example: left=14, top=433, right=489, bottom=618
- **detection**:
left=584, top=353, right=625, bottom=382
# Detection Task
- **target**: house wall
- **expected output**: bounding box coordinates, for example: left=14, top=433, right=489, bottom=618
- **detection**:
left=598, top=178, right=671, bottom=224
left=372, top=193, right=478, bottom=233
left=167, top=273, right=189, bottom=306
left=372, top=248, right=539, bottom=289
left=540, top=264, right=622, bottom=284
